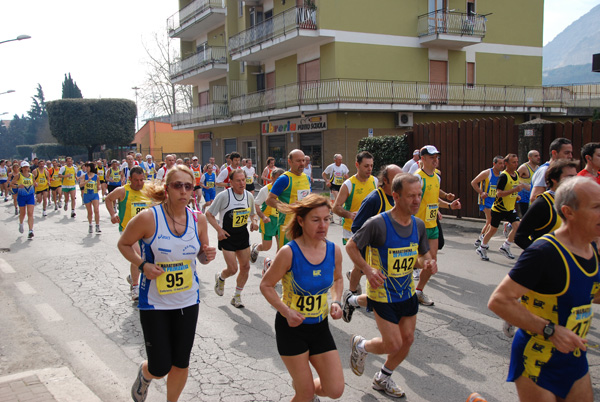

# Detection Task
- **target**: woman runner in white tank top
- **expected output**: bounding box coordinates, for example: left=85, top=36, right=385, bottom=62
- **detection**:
left=118, top=165, right=216, bottom=402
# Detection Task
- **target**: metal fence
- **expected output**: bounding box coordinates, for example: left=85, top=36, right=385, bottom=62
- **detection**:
left=167, top=0, right=225, bottom=32
left=417, top=10, right=487, bottom=37
left=170, top=46, right=227, bottom=78
left=228, top=6, right=317, bottom=54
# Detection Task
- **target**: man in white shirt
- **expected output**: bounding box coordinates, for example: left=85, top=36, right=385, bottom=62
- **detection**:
left=156, top=154, right=176, bottom=182
left=303, top=155, right=312, bottom=180
left=402, top=150, right=420, bottom=173
left=241, top=158, right=258, bottom=193
left=322, top=153, right=349, bottom=199
left=529, top=138, right=572, bottom=201
left=216, top=152, right=241, bottom=188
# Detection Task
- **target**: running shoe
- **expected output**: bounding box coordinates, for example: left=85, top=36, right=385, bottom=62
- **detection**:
left=4, top=197, right=8, bottom=202
left=503, top=320, right=516, bottom=338
left=71, top=211, right=76, bottom=218
left=131, top=362, right=151, bottom=402
left=88, top=225, right=93, bottom=234
left=230, top=294, right=245, bottom=308
left=64, top=203, right=68, bottom=211
left=127, top=274, right=133, bottom=291
left=476, top=245, right=489, bottom=261
left=499, top=245, right=515, bottom=260
left=417, top=291, right=434, bottom=306
left=250, top=243, right=259, bottom=263
left=58, top=201, right=62, bottom=209
left=413, top=268, right=421, bottom=281
left=342, top=289, right=355, bottom=323
left=262, top=258, right=272, bottom=277
left=503, top=222, right=511, bottom=238
left=42, top=210, right=47, bottom=217
left=131, top=285, right=139, bottom=301
left=27, top=230, right=34, bottom=240
left=474, top=238, right=481, bottom=248
left=350, top=335, right=368, bottom=376
left=18, top=223, right=24, bottom=234
left=345, top=271, right=362, bottom=295
left=14, top=207, right=18, bottom=215
left=54, top=204, right=58, bottom=211
left=372, top=373, right=405, bottom=398
left=214, top=273, right=225, bottom=296
left=95, top=225, right=101, bottom=233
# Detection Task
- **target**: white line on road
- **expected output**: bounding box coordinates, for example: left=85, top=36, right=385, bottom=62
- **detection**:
left=15, top=281, right=37, bottom=295
left=66, top=340, right=125, bottom=390
left=35, top=303, right=64, bottom=322
left=0, top=258, right=16, bottom=273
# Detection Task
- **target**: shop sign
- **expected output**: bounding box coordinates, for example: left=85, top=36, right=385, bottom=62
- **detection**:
left=261, top=115, right=327, bottom=135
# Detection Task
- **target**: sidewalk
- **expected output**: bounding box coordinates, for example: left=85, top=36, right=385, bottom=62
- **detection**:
left=0, top=367, right=101, bottom=402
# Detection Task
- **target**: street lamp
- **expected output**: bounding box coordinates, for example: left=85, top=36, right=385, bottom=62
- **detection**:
left=0, top=35, right=31, bottom=45
left=0, top=90, right=15, bottom=96
left=132, top=86, right=140, bottom=132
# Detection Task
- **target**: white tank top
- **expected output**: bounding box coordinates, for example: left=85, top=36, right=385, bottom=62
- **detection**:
left=139, top=205, right=201, bottom=310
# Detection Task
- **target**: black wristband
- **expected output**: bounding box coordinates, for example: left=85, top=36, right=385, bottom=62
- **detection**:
left=138, top=261, right=146, bottom=273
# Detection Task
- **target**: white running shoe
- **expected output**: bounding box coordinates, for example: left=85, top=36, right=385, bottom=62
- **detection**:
left=27, top=230, right=34, bottom=240
left=345, top=271, right=362, bottom=295
left=131, top=362, right=151, bottom=402
left=342, top=289, right=355, bottom=323
left=417, top=290, right=434, bottom=306
left=131, top=285, right=139, bottom=301
left=18, top=223, right=24, bottom=234
left=250, top=243, right=259, bottom=263
left=503, top=222, right=511, bottom=238
left=230, top=294, right=245, bottom=308
left=476, top=245, right=489, bottom=261
left=372, top=373, right=405, bottom=398
left=503, top=320, right=516, bottom=338
left=499, top=245, right=515, bottom=260
left=350, top=335, right=368, bottom=376
left=214, top=273, right=225, bottom=296
left=64, top=203, right=68, bottom=211
left=42, top=210, right=47, bottom=217
left=88, top=225, right=93, bottom=234
left=262, top=258, right=272, bottom=277
left=413, top=268, right=421, bottom=281
left=474, top=238, right=481, bottom=248
left=95, top=225, right=101, bottom=233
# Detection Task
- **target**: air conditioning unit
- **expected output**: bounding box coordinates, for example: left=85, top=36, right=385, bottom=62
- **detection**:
left=396, top=112, right=414, bottom=128
left=527, top=113, right=541, bottom=121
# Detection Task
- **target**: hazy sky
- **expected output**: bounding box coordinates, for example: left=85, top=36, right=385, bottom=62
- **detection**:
left=0, top=0, right=598, bottom=121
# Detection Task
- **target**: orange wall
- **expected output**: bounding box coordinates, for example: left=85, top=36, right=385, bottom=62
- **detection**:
left=133, top=121, right=194, bottom=161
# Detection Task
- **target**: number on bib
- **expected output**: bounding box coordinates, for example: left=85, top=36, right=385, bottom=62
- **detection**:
left=488, top=186, right=497, bottom=198
left=426, top=204, right=439, bottom=222
left=233, top=208, right=250, bottom=228
left=565, top=304, right=593, bottom=357
left=387, top=246, right=418, bottom=278
left=291, top=294, right=327, bottom=318
left=131, top=202, right=150, bottom=217
left=155, top=260, right=193, bottom=295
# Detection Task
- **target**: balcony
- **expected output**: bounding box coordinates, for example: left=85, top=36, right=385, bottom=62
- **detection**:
left=168, top=0, right=226, bottom=41
left=417, top=10, right=486, bottom=48
left=229, top=6, right=331, bottom=62
left=171, top=103, right=229, bottom=129
left=229, top=79, right=578, bottom=119
left=170, top=46, right=227, bottom=85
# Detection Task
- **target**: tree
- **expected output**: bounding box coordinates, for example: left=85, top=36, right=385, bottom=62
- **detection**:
left=0, top=114, right=28, bottom=159
left=62, top=73, right=83, bottom=99
left=26, top=84, right=52, bottom=144
left=139, top=31, right=193, bottom=119
left=47, top=99, right=137, bottom=161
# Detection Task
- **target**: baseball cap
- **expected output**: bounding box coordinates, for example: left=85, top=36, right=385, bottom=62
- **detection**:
left=420, top=145, right=441, bottom=156
left=146, top=155, right=152, bottom=159
left=20, top=161, right=30, bottom=168
left=413, top=149, right=420, bottom=156
left=192, top=156, right=198, bottom=160
left=110, top=159, right=119, bottom=164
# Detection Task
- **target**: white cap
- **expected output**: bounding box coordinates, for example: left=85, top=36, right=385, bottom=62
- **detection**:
left=413, top=149, right=420, bottom=155
left=146, top=155, right=152, bottom=159
left=20, top=161, right=30, bottom=168
left=192, top=156, right=198, bottom=160
left=420, top=145, right=441, bottom=156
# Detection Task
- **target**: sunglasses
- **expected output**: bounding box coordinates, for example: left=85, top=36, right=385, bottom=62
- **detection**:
left=168, top=181, right=193, bottom=191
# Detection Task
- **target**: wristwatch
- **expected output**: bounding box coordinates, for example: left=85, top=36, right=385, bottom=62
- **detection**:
left=138, top=261, right=146, bottom=274
left=543, top=321, right=555, bottom=340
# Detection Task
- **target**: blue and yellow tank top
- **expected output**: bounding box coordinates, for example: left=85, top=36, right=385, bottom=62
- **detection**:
left=342, top=175, right=377, bottom=231
left=519, top=234, right=600, bottom=375
left=118, top=183, right=151, bottom=232
left=518, top=163, right=536, bottom=204
left=202, top=172, right=216, bottom=190
left=107, top=168, right=121, bottom=185
left=366, top=213, right=418, bottom=303
left=261, top=182, right=278, bottom=218
left=62, top=166, right=77, bottom=186
left=34, top=168, right=49, bottom=191
left=479, top=168, right=500, bottom=208
left=84, top=173, right=98, bottom=195
left=17, top=173, right=35, bottom=196
left=281, top=240, right=335, bottom=324
left=147, top=162, right=155, bottom=179
left=532, top=191, right=562, bottom=240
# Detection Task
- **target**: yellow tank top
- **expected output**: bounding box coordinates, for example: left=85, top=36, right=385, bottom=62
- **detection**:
left=97, top=166, right=105, bottom=181
left=261, top=183, right=279, bottom=217
left=118, top=183, right=151, bottom=231
left=415, top=169, right=440, bottom=229
left=342, top=175, right=377, bottom=231
left=492, top=170, right=520, bottom=213
left=34, top=168, right=49, bottom=191
left=49, top=168, right=61, bottom=187
left=62, top=166, right=77, bottom=186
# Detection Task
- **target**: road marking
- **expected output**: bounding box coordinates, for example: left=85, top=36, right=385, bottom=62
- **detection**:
left=35, top=303, right=64, bottom=322
left=0, top=258, right=15, bottom=273
left=15, top=281, right=36, bottom=295
left=67, top=340, right=124, bottom=389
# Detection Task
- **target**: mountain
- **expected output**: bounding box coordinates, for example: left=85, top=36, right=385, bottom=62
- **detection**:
left=542, top=3, right=600, bottom=85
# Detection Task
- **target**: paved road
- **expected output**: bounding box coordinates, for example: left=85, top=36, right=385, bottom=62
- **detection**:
left=0, top=197, right=599, bottom=401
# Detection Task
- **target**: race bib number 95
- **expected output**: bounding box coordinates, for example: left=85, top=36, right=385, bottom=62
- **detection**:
left=155, top=260, right=193, bottom=295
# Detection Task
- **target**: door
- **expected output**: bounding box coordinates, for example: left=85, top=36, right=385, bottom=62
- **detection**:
left=201, top=141, right=212, bottom=166
left=299, top=132, right=322, bottom=177
left=429, top=60, right=448, bottom=104
left=428, top=0, right=447, bottom=34
left=267, top=135, right=286, bottom=168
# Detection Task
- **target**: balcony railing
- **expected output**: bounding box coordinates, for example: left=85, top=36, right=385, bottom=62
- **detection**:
left=417, top=10, right=486, bottom=38
left=229, top=6, right=317, bottom=55
left=167, top=0, right=225, bottom=32
left=171, top=103, right=229, bottom=126
left=170, top=46, right=227, bottom=78
left=229, top=79, right=590, bottom=115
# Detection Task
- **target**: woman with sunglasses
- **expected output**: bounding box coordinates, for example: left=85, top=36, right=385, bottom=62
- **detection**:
left=118, top=164, right=216, bottom=402
left=260, top=193, right=344, bottom=402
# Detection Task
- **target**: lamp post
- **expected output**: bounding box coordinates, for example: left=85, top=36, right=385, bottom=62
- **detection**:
left=132, top=86, right=140, bottom=132
left=0, top=90, right=15, bottom=95
left=0, top=35, right=31, bottom=45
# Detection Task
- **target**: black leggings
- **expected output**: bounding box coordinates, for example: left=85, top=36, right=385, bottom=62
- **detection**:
left=139, top=304, right=199, bottom=377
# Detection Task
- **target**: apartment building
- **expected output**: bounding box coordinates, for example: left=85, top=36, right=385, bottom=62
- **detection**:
left=168, top=0, right=553, bottom=174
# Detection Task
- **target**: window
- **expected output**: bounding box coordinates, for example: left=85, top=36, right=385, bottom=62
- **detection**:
left=267, top=135, right=286, bottom=168
left=224, top=139, right=237, bottom=159
left=467, top=62, right=475, bottom=88
left=238, top=0, right=244, bottom=17
left=240, top=61, right=245, bottom=74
